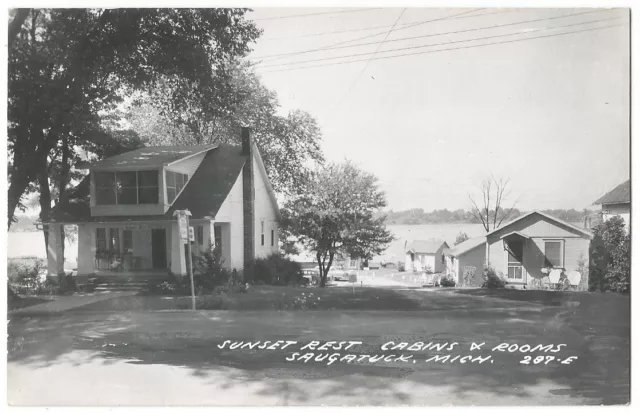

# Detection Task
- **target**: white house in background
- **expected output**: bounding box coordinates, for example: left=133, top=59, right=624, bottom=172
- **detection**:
left=405, top=239, right=449, bottom=273
left=593, top=179, right=630, bottom=229
left=44, top=128, right=280, bottom=284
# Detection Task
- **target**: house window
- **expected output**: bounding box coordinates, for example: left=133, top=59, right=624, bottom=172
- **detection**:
left=271, top=229, right=275, bottom=247
left=261, top=220, right=265, bottom=246
left=544, top=240, right=564, bottom=268
left=109, top=228, right=120, bottom=253
left=96, top=228, right=107, bottom=251
left=507, top=241, right=524, bottom=280
left=197, top=225, right=204, bottom=245
left=123, top=230, right=133, bottom=254
left=137, top=170, right=159, bottom=204
left=214, top=225, right=222, bottom=249
left=166, top=170, right=189, bottom=204
left=94, top=171, right=159, bottom=205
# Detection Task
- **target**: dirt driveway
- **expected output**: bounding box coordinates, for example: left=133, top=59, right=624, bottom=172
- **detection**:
left=7, top=290, right=629, bottom=406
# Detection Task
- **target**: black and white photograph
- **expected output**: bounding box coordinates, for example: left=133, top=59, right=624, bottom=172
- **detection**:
left=3, top=2, right=633, bottom=406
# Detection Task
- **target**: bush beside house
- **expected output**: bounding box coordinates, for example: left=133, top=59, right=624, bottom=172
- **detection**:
left=589, top=216, right=630, bottom=293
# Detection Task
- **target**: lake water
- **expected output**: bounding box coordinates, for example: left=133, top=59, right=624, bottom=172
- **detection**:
left=7, top=223, right=486, bottom=266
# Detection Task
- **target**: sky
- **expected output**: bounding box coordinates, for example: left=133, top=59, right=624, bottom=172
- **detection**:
left=246, top=7, right=630, bottom=212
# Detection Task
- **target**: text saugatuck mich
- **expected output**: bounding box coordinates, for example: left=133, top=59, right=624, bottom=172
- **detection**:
left=217, top=340, right=579, bottom=366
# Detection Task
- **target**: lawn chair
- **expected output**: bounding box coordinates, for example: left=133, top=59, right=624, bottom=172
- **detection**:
left=547, top=269, right=562, bottom=290
left=566, top=271, right=582, bottom=290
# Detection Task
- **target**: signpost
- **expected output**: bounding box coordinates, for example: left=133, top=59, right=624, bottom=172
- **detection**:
left=174, top=209, right=195, bottom=311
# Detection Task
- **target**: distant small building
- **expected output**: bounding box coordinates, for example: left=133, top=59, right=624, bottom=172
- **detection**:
left=446, top=236, right=486, bottom=287
left=593, top=180, right=630, bottom=229
left=405, top=240, right=449, bottom=273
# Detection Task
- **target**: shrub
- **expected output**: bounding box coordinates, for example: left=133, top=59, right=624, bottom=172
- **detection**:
left=440, top=275, right=456, bottom=287
left=589, top=216, right=630, bottom=293
left=7, top=259, right=69, bottom=295
left=193, top=244, right=232, bottom=291
left=481, top=267, right=507, bottom=289
left=252, top=253, right=303, bottom=285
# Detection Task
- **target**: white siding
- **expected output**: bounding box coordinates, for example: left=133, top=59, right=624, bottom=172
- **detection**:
left=253, top=155, right=280, bottom=258
left=602, top=203, right=630, bottom=229
left=214, top=171, right=244, bottom=270
left=164, top=151, right=208, bottom=207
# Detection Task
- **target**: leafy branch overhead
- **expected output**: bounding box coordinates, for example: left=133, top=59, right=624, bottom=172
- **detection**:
left=8, top=8, right=261, bottom=229
left=126, top=63, right=324, bottom=197
left=282, top=162, right=394, bottom=287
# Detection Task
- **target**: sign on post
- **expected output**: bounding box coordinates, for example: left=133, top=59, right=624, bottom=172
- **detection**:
left=188, top=226, right=195, bottom=242
left=178, top=215, right=189, bottom=240
left=173, top=210, right=195, bottom=311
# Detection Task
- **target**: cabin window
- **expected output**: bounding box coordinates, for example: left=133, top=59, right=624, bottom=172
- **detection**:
left=214, top=225, right=222, bottom=249
left=271, top=229, right=275, bottom=247
left=166, top=170, right=189, bottom=204
left=261, top=220, right=265, bottom=246
left=109, top=228, right=120, bottom=253
left=96, top=228, right=107, bottom=251
left=95, top=171, right=159, bottom=205
left=123, top=230, right=133, bottom=254
left=197, top=225, right=204, bottom=245
left=543, top=240, right=564, bottom=268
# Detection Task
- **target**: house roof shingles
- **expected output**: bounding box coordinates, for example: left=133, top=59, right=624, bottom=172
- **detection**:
left=50, top=144, right=247, bottom=223
left=407, top=239, right=448, bottom=254
left=593, top=180, right=631, bottom=205
left=449, top=236, right=485, bottom=256
left=85, top=145, right=217, bottom=170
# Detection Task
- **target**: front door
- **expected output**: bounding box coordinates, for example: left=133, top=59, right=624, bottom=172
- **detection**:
left=507, top=240, right=525, bottom=283
left=151, top=229, right=167, bottom=269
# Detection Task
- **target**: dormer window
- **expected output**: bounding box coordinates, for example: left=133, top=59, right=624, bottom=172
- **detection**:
left=166, top=171, right=189, bottom=204
left=95, top=171, right=159, bottom=205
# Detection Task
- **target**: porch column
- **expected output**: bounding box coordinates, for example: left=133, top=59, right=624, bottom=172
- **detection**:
left=170, top=221, right=187, bottom=277
left=46, top=224, right=65, bottom=280
left=485, top=240, right=490, bottom=268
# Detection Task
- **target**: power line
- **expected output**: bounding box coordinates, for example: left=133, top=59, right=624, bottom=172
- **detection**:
left=335, top=9, right=407, bottom=107
left=257, top=9, right=518, bottom=41
left=257, top=22, right=625, bottom=74
left=256, top=16, right=624, bottom=70
left=255, top=8, right=484, bottom=65
left=251, top=8, right=384, bottom=21
left=254, top=9, right=607, bottom=62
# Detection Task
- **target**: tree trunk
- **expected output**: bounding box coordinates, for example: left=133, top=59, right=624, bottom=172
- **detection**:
left=37, top=162, right=52, bottom=251
left=7, top=176, right=30, bottom=229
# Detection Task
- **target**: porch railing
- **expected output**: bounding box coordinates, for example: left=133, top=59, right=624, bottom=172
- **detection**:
left=94, top=252, right=150, bottom=271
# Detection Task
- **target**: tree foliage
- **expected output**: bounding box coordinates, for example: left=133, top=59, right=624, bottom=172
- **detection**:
left=454, top=232, right=469, bottom=246
left=126, top=64, right=324, bottom=196
left=589, top=216, right=630, bottom=293
left=282, top=162, right=394, bottom=287
left=7, top=8, right=261, bottom=228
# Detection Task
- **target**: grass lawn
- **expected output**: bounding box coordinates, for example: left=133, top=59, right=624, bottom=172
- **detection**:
left=7, top=286, right=630, bottom=406
left=8, top=295, right=51, bottom=311
left=72, top=284, right=611, bottom=313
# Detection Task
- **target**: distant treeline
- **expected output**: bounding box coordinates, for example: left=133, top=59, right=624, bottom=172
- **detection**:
left=381, top=208, right=587, bottom=225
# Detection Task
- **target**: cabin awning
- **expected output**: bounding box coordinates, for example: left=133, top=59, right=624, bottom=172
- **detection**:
left=500, top=231, right=530, bottom=242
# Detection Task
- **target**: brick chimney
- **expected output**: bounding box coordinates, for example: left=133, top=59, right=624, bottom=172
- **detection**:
left=241, top=127, right=255, bottom=277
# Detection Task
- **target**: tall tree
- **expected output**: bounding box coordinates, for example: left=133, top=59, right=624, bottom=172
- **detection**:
left=282, top=162, right=394, bottom=287
left=8, top=8, right=261, bottom=229
left=468, top=176, right=518, bottom=232
left=126, top=64, right=324, bottom=196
